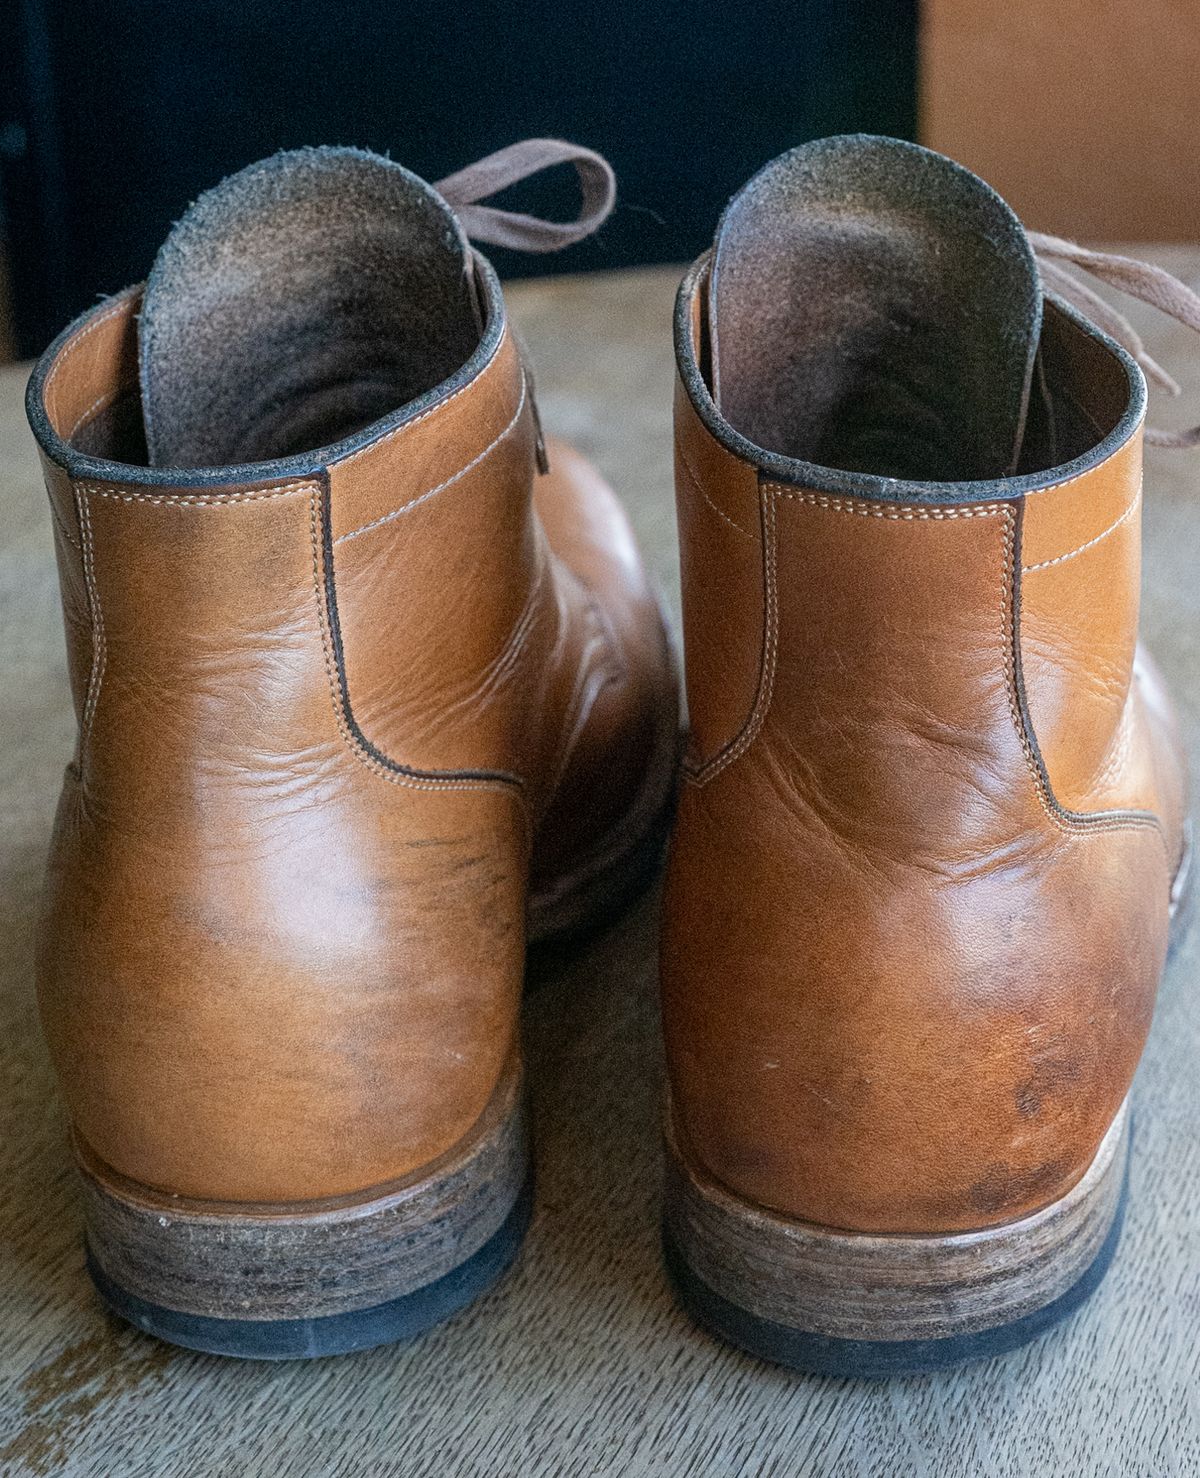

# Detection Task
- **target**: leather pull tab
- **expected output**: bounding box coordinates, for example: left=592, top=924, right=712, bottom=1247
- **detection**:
left=435, top=139, right=616, bottom=253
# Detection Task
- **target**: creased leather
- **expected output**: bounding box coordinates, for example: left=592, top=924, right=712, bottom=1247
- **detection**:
left=662, top=267, right=1187, bottom=1235
left=31, top=288, right=676, bottom=1204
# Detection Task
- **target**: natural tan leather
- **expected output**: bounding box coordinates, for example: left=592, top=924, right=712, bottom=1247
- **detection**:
left=662, top=259, right=1188, bottom=1236
left=30, top=273, right=676, bottom=1206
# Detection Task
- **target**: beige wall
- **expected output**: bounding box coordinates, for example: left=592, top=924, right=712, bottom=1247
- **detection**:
left=921, top=0, right=1200, bottom=242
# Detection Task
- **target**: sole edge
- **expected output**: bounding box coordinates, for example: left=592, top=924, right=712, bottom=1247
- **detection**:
left=663, top=1158, right=1129, bottom=1378
left=88, top=1172, right=534, bottom=1360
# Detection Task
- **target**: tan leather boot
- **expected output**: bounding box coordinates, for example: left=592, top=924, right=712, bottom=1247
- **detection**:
left=661, top=135, right=1191, bottom=1374
left=26, top=141, right=678, bottom=1357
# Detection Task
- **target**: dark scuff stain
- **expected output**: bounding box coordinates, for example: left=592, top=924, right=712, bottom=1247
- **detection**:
left=969, top=1157, right=1068, bottom=1217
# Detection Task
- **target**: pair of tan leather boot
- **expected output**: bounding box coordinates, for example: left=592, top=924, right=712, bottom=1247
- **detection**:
left=26, top=134, right=1190, bottom=1374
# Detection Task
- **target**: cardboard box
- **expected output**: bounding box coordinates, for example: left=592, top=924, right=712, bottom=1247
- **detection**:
left=921, top=0, right=1200, bottom=241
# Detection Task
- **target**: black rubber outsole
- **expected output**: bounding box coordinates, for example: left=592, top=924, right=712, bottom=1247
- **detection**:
left=663, top=1150, right=1130, bottom=1379
left=88, top=1174, right=534, bottom=1360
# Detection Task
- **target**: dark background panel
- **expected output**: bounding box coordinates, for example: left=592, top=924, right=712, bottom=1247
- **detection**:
left=0, top=0, right=916, bottom=356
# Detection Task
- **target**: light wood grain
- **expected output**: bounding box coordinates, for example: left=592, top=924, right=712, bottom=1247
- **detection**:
left=0, top=263, right=1198, bottom=1477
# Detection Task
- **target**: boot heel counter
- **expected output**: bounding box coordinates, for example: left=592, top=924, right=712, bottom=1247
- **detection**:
left=37, top=745, right=530, bottom=1206
left=664, top=474, right=1166, bottom=1235
left=36, top=473, right=529, bottom=1205
left=665, top=789, right=1165, bottom=1236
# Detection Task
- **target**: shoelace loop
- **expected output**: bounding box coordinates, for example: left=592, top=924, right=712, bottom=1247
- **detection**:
left=1030, top=233, right=1200, bottom=448
left=436, top=153, right=1199, bottom=447
left=436, top=139, right=616, bottom=254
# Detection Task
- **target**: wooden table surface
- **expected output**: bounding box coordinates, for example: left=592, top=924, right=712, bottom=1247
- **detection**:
left=1, top=263, right=1199, bottom=1477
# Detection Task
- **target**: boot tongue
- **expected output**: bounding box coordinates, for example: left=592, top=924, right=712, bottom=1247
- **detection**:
left=708, top=135, right=1042, bottom=483
left=138, top=147, right=478, bottom=468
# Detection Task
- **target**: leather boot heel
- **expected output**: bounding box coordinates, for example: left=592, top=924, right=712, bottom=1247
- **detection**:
left=662, top=1102, right=1130, bottom=1378
left=78, top=1060, right=531, bottom=1360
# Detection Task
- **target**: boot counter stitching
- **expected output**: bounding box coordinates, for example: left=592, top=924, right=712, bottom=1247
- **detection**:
left=676, top=439, right=753, bottom=540
left=683, top=488, right=778, bottom=786
left=1021, top=481, right=1142, bottom=573
left=334, top=330, right=511, bottom=471
left=693, top=484, right=1166, bottom=851
left=73, top=486, right=106, bottom=752
left=1002, top=508, right=1166, bottom=849
left=307, top=487, right=532, bottom=822
left=77, top=482, right=312, bottom=507
left=334, top=370, right=529, bottom=546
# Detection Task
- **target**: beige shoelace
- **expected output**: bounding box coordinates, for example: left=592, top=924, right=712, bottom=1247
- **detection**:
left=1030, top=233, right=1200, bottom=447
left=436, top=139, right=616, bottom=253
left=435, top=149, right=1200, bottom=448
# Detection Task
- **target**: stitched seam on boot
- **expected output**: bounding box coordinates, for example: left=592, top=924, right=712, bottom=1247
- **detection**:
left=708, top=485, right=1167, bottom=853
left=676, top=440, right=752, bottom=539
left=1021, top=481, right=1141, bottom=572
left=334, top=331, right=509, bottom=471
left=334, top=370, right=528, bottom=545
left=307, top=485, right=532, bottom=822
left=1002, top=507, right=1167, bottom=850
left=67, top=390, right=117, bottom=442
left=48, top=499, right=80, bottom=550
left=77, top=481, right=312, bottom=507
left=73, top=485, right=106, bottom=749
left=42, top=295, right=133, bottom=420
left=683, top=487, right=778, bottom=787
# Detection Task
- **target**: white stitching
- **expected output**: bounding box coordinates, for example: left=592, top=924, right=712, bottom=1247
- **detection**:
left=684, top=488, right=779, bottom=786
left=1021, top=482, right=1141, bottom=572
left=67, top=390, right=116, bottom=442
left=767, top=487, right=1009, bottom=519
left=334, top=331, right=509, bottom=470
left=686, top=489, right=1006, bottom=784
left=308, top=486, right=531, bottom=818
left=42, top=295, right=134, bottom=414
left=690, top=485, right=1164, bottom=847
left=73, top=486, right=106, bottom=746
left=677, top=441, right=752, bottom=539
left=1019, top=427, right=1142, bottom=497
left=77, top=481, right=312, bottom=507
left=335, top=371, right=528, bottom=545
left=48, top=500, right=80, bottom=550
left=998, top=507, right=1163, bottom=845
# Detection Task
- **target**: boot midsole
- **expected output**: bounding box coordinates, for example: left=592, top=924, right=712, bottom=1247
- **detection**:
left=663, top=1100, right=1128, bottom=1345
left=76, top=1055, right=528, bottom=1324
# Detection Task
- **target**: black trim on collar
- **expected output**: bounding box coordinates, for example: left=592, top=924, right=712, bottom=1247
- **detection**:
left=26, top=252, right=509, bottom=492
left=674, top=252, right=1147, bottom=507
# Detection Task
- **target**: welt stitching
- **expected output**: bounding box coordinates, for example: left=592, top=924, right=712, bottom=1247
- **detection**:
left=335, top=370, right=528, bottom=545
left=335, top=331, right=509, bottom=470
left=1021, top=482, right=1141, bottom=573
left=676, top=440, right=752, bottom=539
left=307, top=486, right=530, bottom=810
left=77, top=481, right=312, bottom=507
left=74, top=486, right=106, bottom=744
left=683, top=487, right=779, bottom=787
